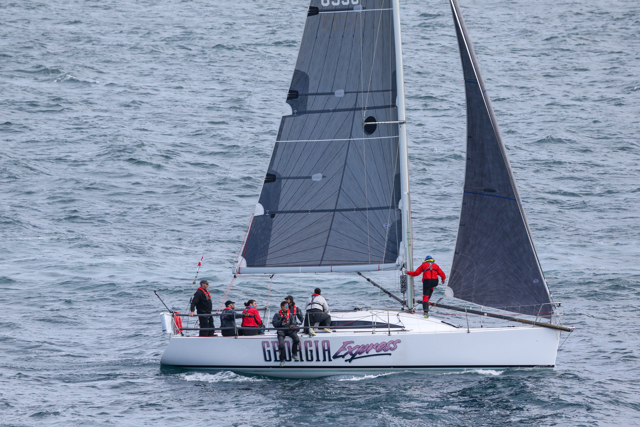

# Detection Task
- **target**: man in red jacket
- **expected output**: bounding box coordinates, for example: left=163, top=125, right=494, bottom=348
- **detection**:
left=406, top=255, right=446, bottom=318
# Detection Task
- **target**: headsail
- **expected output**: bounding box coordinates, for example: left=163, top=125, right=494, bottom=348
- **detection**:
left=447, top=0, right=554, bottom=317
left=235, top=0, right=404, bottom=275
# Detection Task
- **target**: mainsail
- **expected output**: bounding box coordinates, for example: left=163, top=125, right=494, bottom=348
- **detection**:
left=235, top=0, right=407, bottom=275
left=447, top=0, right=554, bottom=317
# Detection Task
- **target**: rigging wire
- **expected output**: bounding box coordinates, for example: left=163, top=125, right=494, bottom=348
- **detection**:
left=558, top=330, right=573, bottom=350
left=265, top=274, right=274, bottom=309
left=216, top=275, right=237, bottom=313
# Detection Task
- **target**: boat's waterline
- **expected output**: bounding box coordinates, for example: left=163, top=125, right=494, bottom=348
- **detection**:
left=162, top=366, right=554, bottom=380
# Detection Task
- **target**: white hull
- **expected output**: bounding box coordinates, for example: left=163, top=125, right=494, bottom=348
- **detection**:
left=160, top=310, right=559, bottom=378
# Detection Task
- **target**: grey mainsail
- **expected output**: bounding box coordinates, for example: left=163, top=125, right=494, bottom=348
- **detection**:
left=447, top=0, right=554, bottom=317
left=236, top=0, right=403, bottom=274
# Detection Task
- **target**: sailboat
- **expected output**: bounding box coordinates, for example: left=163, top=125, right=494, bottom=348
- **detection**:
left=160, top=0, right=571, bottom=378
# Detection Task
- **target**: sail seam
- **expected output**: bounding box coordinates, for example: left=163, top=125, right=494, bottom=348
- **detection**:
left=277, top=135, right=398, bottom=143
left=317, top=8, right=393, bottom=14
left=288, top=104, right=395, bottom=116
left=294, top=89, right=392, bottom=97
left=463, top=191, right=516, bottom=201
left=318, top=118, right=355, bottom=265
left=263, top=206, right=393, bottom=215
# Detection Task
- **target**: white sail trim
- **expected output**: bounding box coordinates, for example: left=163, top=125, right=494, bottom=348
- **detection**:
left=233, top=263, right=399, bottom=275
left=278, top=135, right=398, bottom=144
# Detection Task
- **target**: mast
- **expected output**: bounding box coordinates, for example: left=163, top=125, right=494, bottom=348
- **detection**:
left=392, top=0, right=414, bottom=309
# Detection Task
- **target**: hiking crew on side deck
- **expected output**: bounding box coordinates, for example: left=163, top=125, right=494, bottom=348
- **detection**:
left=272, top=301, right=303, bottom=366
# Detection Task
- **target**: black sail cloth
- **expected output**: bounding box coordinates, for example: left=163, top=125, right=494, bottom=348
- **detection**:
left=241, top=0, right=402, bottom=271
left=447, top=0, right=554, bottom=318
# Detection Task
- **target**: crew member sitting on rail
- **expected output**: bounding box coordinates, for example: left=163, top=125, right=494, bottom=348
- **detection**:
left=284, top=295, right=304, bottom=332
left=304, top=288, right=331, bottom=336
left=189, top=279, right=215, bottom=336
left=284, top=295, right=304, bottom=331
left=272, top=301, right=301, bottom=367
left=240, top=299, right=262, bottom=336
left=406, top=255, right=446, bottom=318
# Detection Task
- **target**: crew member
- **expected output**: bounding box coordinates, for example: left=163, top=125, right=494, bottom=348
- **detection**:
left=284, top=295, right=304, bottom=331
left=219, top=300, right=243, bottom=337
left=304, top=288, right=331, bottom=336
left=272, top=301, right=301, bottom=367
left=240, top=299, right=262, bottom=336
left=189, top=279, right=215, bottom=336
left=406, top=255, right=446, bottom=317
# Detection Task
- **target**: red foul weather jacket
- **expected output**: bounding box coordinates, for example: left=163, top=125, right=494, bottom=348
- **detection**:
left=241, top=307, right=262, bottom=328
left=407, top=262, right=446, bottom=282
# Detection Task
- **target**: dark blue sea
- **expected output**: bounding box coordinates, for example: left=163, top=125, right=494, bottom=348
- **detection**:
left=2, top=0, right=639, bottom=425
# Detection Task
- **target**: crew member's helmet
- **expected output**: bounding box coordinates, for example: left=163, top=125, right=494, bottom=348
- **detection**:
left=424, top=255, right=434, bottom=262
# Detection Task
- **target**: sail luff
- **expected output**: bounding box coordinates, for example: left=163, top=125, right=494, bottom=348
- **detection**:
left=392, top=0, right=414, bottom=309
left=448, top=0, right=554, bottom=317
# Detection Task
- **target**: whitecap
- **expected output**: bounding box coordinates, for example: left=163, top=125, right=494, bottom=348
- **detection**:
left=440, top=369, right=503, bottom=376
left=182, top=371, right=263, bottom=383
left=336, top=372, right=398, bottom=381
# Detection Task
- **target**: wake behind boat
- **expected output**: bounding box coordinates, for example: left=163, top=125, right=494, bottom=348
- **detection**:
left=159, top=0, right=572, bottom=378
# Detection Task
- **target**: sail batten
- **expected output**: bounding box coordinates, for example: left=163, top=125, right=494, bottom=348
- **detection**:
left=447, top=0, right=553, bottom=317
left=238, top=0, right=402, bottom=274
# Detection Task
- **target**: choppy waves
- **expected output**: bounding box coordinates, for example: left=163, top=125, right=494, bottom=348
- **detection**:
left=1, top=0, right=639, bottom=425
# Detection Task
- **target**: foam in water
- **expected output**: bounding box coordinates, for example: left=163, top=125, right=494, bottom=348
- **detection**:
left=182, top=371, right=263, bottom=383
left=441, top=369, right=503, bottom=376
left=336, top=372, right=398, bottom=382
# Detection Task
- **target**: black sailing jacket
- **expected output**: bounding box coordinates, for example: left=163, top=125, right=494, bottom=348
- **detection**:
left=190, top=288, right=212, bottom=313
left=220, top=308, right=242, bottom=330
left=272, top=307, right=304, bottom=330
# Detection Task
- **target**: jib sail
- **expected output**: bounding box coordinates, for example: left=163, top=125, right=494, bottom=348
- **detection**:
left=447, top=0, right=555, bottom=318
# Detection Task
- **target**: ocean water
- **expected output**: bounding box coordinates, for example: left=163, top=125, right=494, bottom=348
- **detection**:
left=1, top=0, right=639, bottom=425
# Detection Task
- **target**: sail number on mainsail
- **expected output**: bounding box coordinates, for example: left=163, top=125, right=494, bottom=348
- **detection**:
left=321, top=0, right=360, bottom=5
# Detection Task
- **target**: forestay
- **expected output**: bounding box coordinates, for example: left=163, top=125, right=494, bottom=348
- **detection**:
left=447, top=0, right=555, bottom=317
left=236, top=0, right=402, bottom=274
